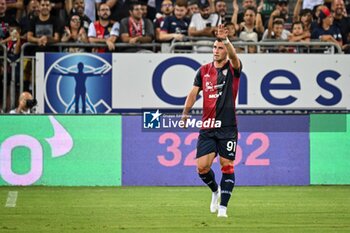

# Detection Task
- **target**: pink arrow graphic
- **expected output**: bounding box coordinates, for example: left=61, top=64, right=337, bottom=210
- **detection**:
left=45, top=116, right=73, bottom=158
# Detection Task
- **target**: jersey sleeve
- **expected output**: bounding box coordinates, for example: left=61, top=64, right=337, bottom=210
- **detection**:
left=161, top=17, right=170, bottom=32
left=88, top=22, right=96, bottom=37
left=110, top=22, right=120, bottom=36
left=193, top=69, right=202, bottom=88
left=232, top=59, right=242, bottom=78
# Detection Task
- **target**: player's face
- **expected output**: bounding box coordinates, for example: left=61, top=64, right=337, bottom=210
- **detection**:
left=213, top=41, right=227, bottom=62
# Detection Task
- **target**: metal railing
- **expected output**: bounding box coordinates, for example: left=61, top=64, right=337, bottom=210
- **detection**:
left=1, top=43, right=7, bottom=112
left=168, top=37, right=343, bottom=54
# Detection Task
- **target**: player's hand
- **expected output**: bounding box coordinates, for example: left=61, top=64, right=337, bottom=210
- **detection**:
left=216, top=24, right=228, bottom=40
left=179, top=115, right=189, bottom=129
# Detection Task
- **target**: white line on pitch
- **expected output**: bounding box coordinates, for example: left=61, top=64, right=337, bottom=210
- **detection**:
left=5, top=191, right=18, bottom=208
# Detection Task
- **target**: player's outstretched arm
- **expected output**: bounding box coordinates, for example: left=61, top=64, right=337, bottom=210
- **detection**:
left=216, top=24, right=240, bottom=70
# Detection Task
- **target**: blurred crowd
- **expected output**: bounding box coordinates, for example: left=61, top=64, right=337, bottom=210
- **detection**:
left=0, top=0, right=349, bottom=112
left=0, top=0, right=348, bottom=54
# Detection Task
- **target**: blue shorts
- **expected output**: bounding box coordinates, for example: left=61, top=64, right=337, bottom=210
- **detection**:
left=196, top=126, right=238, bottom=161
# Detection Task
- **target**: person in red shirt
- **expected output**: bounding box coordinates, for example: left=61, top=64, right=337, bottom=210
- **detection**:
left=88, top=3, right=119, bottom=52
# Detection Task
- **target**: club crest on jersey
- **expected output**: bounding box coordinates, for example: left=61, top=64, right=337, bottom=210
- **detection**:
left=205, top=81, right=214, bottom=92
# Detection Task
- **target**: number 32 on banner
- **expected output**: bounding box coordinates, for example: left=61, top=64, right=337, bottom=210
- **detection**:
left=157, top=132, right=270, bottom=167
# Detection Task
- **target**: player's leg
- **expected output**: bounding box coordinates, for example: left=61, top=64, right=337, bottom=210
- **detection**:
left=217, top=157, right=235, bottom=217
left=196, top=132, right=220, bottom=213
left=217, top=138, right=237, bottom=217
left=197, top=153, right=220, bottom=213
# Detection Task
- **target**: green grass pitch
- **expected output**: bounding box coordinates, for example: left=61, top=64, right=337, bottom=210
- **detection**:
left=1, top=186, right=349, bottom=233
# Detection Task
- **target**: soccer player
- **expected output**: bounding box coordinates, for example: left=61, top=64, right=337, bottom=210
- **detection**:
left=181, top=24, right=241, bottom=218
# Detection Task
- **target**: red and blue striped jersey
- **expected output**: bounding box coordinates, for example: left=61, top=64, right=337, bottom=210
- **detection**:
left=194, top=60, right=241, bottom=128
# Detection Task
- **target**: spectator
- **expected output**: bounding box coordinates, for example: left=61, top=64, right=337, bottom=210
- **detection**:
left=264, top=19, right=289, bottom=52
left=0, top=0, right=17, bottom=40
left=332, top=0, right=350, bottom=53
left=154, top=0, right=174, bottom=41
left=215, top=0, right=229, bottom=24
left=19, top=0, right=40, bottom=38
left=19, top=0, right=39, bottom=92
left=311, top=6, right=343, bottom=50
left=263, top=18, right=290, bottom=40
left=5, top=0, right=24, bottom=21
left=88, top=3, right=119, bottom=52
left=224, top=21, right=238, bottom=41
left=188, top=0, right=221, bottom=38
left=68, top=0, right=92, bottom=32
left=268, top=0, right=292, bottom=30
left=140, top=1, right=148, bottom=18
left=288, top=21, right=310, bottom=53
left=159, top=0, right=188, bottom=42
left=299, top=9, right=313, bottom=32
left=293, top=0, right=313, bottom=26
left=62, top=14, right=88, bottom=52
left=232, top=5, right=264, bottom=42
left=5, top=20, right=22, bottom=59
left=237, top=0, right=258, bottom=23
left=9, top=91, right=37, bottom=114
left=49, top=0, right=65, bottom=29
left=288, top=21, right=310, bottom=42
left=27, top=0, right=60, bottom=50
left=0, top=20, right=21, bottom=111
left=187, top=0, right=199, bottom=19
left=120, top=2, right=154, bottom=51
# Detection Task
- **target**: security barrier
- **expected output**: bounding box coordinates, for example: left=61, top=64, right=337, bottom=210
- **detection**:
left=1, top=44, right=7, bottom=112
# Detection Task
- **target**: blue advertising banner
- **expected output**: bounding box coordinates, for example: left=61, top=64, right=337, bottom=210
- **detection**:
left=122, top=115, right=310, bottom=186
left=41, top=53, right=112, bottom=114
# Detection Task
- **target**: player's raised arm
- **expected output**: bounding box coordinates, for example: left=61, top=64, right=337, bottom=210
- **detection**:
left=216, top=24, right=240, bottom=70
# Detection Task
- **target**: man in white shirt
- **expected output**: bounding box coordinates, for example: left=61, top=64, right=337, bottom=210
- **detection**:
left=188, top=0, right=221, bottom=38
